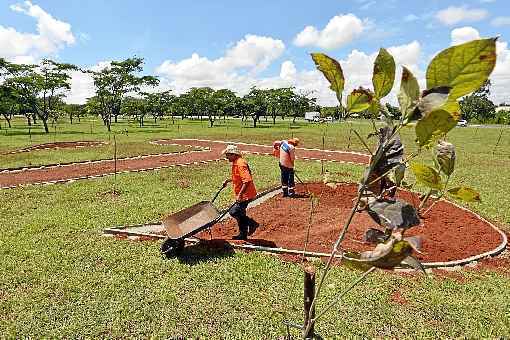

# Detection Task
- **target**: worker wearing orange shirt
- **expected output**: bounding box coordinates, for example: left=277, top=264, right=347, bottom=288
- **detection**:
left=222, top=144, right=258, bottom=240
left=272, top=138, right=300, bottom=197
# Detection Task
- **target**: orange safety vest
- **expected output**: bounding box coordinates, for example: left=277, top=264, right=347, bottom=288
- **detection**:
left=231, top=157, right=257, bottom=201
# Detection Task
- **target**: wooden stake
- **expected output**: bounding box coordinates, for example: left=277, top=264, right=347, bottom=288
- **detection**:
left=493, top=127, right=505, bottom=154
left=113, top=134, right=117, bottom=193
left=303, top=265, right=316, bottom=339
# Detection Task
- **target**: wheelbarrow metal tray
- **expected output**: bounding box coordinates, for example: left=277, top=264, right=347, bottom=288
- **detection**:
left=162, top=201, right=220, bottom=239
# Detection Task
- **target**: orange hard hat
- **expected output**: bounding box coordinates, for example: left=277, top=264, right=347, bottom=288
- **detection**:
left=289, top=138, right=300, bottom=146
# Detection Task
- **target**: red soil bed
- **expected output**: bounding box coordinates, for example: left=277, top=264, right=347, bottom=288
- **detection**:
left=4, top=141, right=106, bottom=154
left=197, top=183, right=504, bottom=263
left=0, top=139, right=368, bottom=188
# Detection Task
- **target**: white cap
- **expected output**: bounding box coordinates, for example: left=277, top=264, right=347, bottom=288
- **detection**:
left=221, top=144, right=242, bottom=156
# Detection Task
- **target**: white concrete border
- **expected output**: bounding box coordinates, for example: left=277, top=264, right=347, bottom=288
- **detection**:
left=1, top=139, right=367, bottom=189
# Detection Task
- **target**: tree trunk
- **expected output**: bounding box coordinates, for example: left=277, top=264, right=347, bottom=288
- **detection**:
left=2, top=114, right=11, bottom=128
left=303, top=265, right=316, bottom=339
left=32, top=114, right=37, bottom=124
left=209, top=117, right=214, bottom=127
left=27, top=116, right=31, bottom=126
left=114, top=115, right=118, bottom=123
left=42, top=119, right=49, bottom=133
left=70, top=114, right=73, bottom=124
left=273, top=115, right=276, bottom=125
left=252, top=116, right=257, bottom=128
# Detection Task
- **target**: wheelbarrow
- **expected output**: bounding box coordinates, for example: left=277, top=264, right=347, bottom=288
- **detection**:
left=160, top=185, right=233, bottom=258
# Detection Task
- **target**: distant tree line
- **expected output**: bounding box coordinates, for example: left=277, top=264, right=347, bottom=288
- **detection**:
left=0, top=57, right=320, bottom=132
left=1, top=57, right=507, bottom=133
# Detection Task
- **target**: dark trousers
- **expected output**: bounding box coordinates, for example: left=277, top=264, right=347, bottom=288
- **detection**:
left=229, top=201, right=255, bottom=236
left=279, top=164, right=295, bottom=194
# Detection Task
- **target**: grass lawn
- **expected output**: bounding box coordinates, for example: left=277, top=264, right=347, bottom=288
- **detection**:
left=0, top=117, right=509, bottom=338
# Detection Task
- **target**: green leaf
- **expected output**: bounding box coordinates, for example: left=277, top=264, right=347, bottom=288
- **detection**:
left=398, top=66, right=420, bottom=119
left=360, top=238, right=396, bottom=261
left=393, top=163, right=406, bottom=187
left=426, top=38, right=497, bottom=100
left=447, top=186, right=481, bottom=202
left=416, top=87, right=450, bottom=117
left=440, top=99, right=461, bottom=115
left=368, top=99, right=380, bottom=116
left=435, top=141, right=456, bottom=176
left=415, top=109, right=459, bottom=148
left=362, top=228, right=390, bottom=244
left=346, top=87, right=373, bottom=113
left=373, top=48, right=396, bottom=99
left=403, top=236, right=423, bottom=253
left=410, top=162, right=443, bottom=190
left=367, top=199, right=421, bottom=230
left=343, top=238, right=421, bottom=270
left=401, top=255, right=426, bottom=273
left=311, top=53, right=344, bottom=102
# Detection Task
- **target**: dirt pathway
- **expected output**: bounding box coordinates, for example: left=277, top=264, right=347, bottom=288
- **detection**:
left=0, top=139, right=369, bottom=188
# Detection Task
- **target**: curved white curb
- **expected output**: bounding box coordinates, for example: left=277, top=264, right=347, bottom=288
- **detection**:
left=104, top=183, right=508, bottom=269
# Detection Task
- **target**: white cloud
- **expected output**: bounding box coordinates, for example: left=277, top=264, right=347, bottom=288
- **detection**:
left=155, top=35, right=284, bottom=94
left=293, top=14, right=366, bottom=50
left=491, top=16, right=510, bottom=27
left=360, top=1, right=376, bottom=10
left=155, top=38, right=424, bottom=107
left=404, top=14, right=420, bottom=22
left=0, top=1, right=75, bottom=63
left=268, top=41, right=422, bottom=107
left=333, top=41, right=423, bottom=105
left=65, top=61, right=110, bottom=104
left=489, top=40, right=510, bottom=104
left=280, top=60, right=297, bottom=79
left=223, top=35, right=285, bottom=73
left=435, top=6, right=488, bottom=26
left=451, top=26, right=481, bottom=45
left=70, top=34, right=287, bottom=105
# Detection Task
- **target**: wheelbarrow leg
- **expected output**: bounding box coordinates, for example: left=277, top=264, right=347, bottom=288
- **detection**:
left=161, top=238, right=185, bottom=258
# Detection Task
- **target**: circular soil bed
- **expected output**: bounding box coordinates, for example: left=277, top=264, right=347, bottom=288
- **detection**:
left=4, top=141, right=106, bottom=154
left=198, top=183, right=504, bottom=263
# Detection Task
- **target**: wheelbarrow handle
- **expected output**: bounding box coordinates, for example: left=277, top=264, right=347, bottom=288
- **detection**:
left=211, top=201, right=237, bottom=224
left=210, top=185, right=227, bottom=203
left=294, top=171, right=305, bottom=185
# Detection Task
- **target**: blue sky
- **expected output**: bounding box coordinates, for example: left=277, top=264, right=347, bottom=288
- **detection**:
left=0, top=0, right=509, bottom=104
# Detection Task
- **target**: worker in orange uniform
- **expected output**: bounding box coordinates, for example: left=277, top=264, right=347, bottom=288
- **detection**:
left=222, top=144, right=259, bottom=240
left=272, top=138, right=300, bottom=197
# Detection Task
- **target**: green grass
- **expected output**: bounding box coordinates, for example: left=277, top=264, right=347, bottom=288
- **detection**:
left=1, top=117, right=509, bottom=338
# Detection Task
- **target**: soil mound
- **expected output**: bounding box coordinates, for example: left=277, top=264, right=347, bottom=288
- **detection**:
left=5, top=141, right=106, bottom=154
left=198, top=183, right=504, bottom=263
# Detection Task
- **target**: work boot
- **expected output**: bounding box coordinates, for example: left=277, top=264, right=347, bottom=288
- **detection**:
left=232, top=233, right=247, bottom=241
left=247, top=220, right=259, bottom=236
left=282, top=187, right=289, bottom=197
left=288, top=189, right=297, bottom=198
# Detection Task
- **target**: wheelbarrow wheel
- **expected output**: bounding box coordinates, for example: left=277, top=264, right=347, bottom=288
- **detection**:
left=161, top=238, right=185, bottom=258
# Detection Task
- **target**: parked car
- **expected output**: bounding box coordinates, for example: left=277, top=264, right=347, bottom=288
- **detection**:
left=457, top=119, right=468, bottom=127
left=305, top=111, right=320, bottom=122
